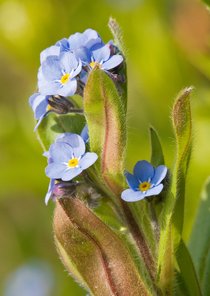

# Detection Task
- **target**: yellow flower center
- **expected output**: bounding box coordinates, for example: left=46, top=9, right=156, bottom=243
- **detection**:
left=60, top=73, right=70, bottom=84
left=139, top=182, right=151, bottom=192
left=68, top=158, right=79, bottom=168
left=46, top=104, right=52, bottom=111
left=89, top=61, right=100, bottom=69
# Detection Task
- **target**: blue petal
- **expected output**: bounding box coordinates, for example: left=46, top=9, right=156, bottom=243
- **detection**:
left=151, top=165, right=167, bottom=186
left=61, top=167, right=82, bottom=181
left=60, top=51, right=78, bottom=73
left=92, top=44, right=110, bottom=63
left=34, top=113, right=48, bottom=131
left=40, top=45, right=60, bottom=63
left=145, top=184, right=163, bottom=197
left=80, top=124, right=89, bottom=143
left=41, top=56, right=62, bottom=80
left=69, top=32, right=86, bottom=50
left=29, top=93, right=39, bottom=106
left=57, top=79, right=77, bottom=97
left=45, top=162, right=67, bottom=179
left=38, top=79, right=61, bottom=96
left=124, top=171, right=139, bottom=190
left=79, top=152, right=98, bottom=169
left=45, top=179, right=55, bottom=205
left=30, top=94, right=49, bottom=119
left=133, top=160, right=154, bottom=182
left=69, top=29, right=101, bottom=50
left=56, top=133, right=85, bottom=158
left=71, top=60, right=82, bottom=78
left=102, top=54, right=123, bottom=70
left=56, top=38, right=70, bottom=52
left=49, top=142, right=73, bottom=162
left=74, top=47, right=91, bottom=64
left=121, top=189, right=146, bottom=202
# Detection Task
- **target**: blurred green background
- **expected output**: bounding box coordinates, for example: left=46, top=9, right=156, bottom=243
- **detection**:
left=1, top=0, right=210, bottom=295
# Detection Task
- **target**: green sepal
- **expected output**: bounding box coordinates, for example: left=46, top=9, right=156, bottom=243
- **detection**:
left=83, top=68, right=126, bottom=195
left=189, top=177, right=210, bottom=295
left=172, top=87, right=193, bottom=239
left=149, top=126, right=165, bottom=167
left=176, top=239, right=202, bottom=296
left=36, top=113, right=85, bottom=151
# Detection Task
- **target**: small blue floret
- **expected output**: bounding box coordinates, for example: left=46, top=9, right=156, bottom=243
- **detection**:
left=121, top=160, right=167, bottom=202
left=45, top=133, right=98, bottom=182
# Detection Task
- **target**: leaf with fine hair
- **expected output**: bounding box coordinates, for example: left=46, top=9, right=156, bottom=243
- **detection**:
left=176, top=239, right=202, bottom=296
left=149, top=126, right=165, bottom=167
left=36, top=113, right=85, bottom=151
left=108, top=17, right=126, bottom=56
left=54, top=197, right=154, bottom=296
left=172, top=87, right=193, bottom=242
left=83, top=68, right=126, bottom=196
left=189, top=177, right=210, bottom=295
left=108, top=18, right=127, bottom=111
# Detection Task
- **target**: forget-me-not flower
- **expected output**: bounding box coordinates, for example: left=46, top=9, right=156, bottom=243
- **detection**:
left=80, top=43, right=123, bottom=71
left=121, top=160, right=167, bottom=202
left=38, top=51, right=82, bottom=97
left=40, top=29, right=103, bottom=63
left=45, top=133, right=97, bottom=181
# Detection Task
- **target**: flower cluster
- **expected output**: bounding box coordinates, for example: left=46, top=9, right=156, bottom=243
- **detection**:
left=29, top=29, right=123, bottom=130
left=30, top=28, right=167, bottom=205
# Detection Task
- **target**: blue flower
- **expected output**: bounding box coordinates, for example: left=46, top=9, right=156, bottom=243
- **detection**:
left=68, top=29, right=103, bottom=52
left=45, top=133, right=97, bottom=181
left=40, top=29, right=102, bottom=63
left=29, top=93, right=51, bottom=130
left=38, top=51, right=82, bottom=97
left=121, top=160, right=167, bottom=202
left=80, top=43, right=123, bottom=71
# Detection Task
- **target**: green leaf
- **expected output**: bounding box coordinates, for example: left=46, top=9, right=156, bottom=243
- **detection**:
left=202, top=0, right=210, bottom=7
left=189, top=177, right=210, bottom=295
left=108, top=17, right=127, bottom=111
left=83, top=68, right=126, bottom=195
left=36, top=113, right=85, bottom=151
left=108, top=17, right=126, bottom=56
left=54, top=197, right=154, bottom=296
left=157, top=198, right=174, bottom=295
left=149, top=126, right=165, bottom=166
left=176, top=239, right=202, bottom=296
left=172, top=87, right=193, bottom=239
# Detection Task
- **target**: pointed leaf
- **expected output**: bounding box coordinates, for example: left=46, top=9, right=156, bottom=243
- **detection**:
left=172, top=87, right=193, bottom=238
left=84, top=68, right=126, bottom=195
left=54, top=197, right=153, bottom=296
left=149, top=126, right=165, bottom=166
left=37, top=113, right=85, bottom=150
left=189, top=177, right=210, bottom=294
left=176, top=239, right=202, bottom=296
left=108, top=18, right=127, bottom=111
left=108, top=17, right=126, bottom=56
